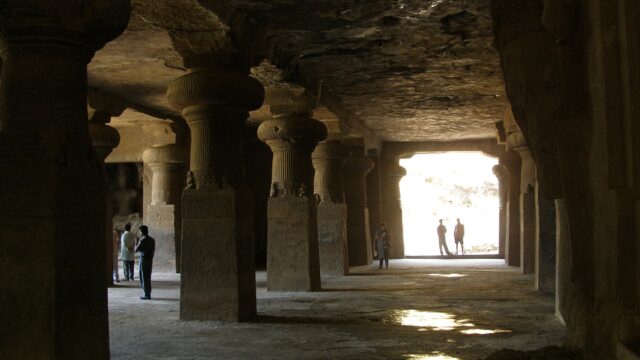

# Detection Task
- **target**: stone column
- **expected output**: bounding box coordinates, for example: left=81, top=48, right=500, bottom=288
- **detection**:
left=89, top=109, right=121, bottom=287
left=366, top=151, right=383, bottom=253
left=243, top=123, right=272, bottom=269
left=142, top=145, right=187, bottom=272
left=555, top=198, right=570, bottom=320
left=0, top=3, right=129, bottom=358
left=500, top=151, right=522, bottom=266
left=343, top=147, right=375, bottom=266
left=258, top=106, right=327, bottom=291
left=312, top=141, right=349, bottom=275
left=167, top=66, right=264, bottom=321
left=492, top=164, right=508, bottom=258
left=381, top=160, right=407, bottom=259
left=508, top=132, right=536, bottom=274
left=536, top=179, right=556, bottom=293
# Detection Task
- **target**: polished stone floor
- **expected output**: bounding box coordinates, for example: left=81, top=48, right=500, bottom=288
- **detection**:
left=108, top=259, right=565, bottom=360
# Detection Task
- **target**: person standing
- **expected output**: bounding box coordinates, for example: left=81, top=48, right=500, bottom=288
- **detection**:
left=135, top=225, right=155, bottom=300
left=119, top=223, right=136, bottom=281
left=454, top=218, right=465, bottom=255
left=375, top=223, right=391, bottom=269
left=437, top=219, right=452, bottom=256
left=112, top=229, right=120, bottom=283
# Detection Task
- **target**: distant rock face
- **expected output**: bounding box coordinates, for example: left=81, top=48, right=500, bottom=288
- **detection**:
left=201, top=0, right=508, bottom=141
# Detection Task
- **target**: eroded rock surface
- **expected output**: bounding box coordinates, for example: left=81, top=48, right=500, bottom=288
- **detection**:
left=90, top=0, right=507, bottom=142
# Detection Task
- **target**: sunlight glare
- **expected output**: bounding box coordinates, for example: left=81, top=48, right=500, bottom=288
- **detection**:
left=399, top=152, right=499, bottom=256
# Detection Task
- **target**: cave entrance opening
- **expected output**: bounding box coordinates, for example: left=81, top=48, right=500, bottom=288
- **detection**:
left=399, top=152, right=499, bottom=257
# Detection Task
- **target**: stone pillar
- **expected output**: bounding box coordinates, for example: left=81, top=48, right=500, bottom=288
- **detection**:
left=555, top=198, right=570, bottom=320
left=493, top=164, right=508, bottom=258
left=343, top=147, right=375, bottom=266
left=382, top=160, right=407, bottom=259
left=0, top=3, right=129, bottom=358
left=508, top=132, right=536, bottom=274
left=142, top=145, right=187, bottom=272
left=366, top=151, right=383, bottom=253
left=167, top=66, right=264, bottom=321
left=258, top=106, right=327, bottom=291
left=312, top=141, right=349, bottom=276
left=500, top=151, right=521, bottom=266
left=536, top=179, right=557, bottom=293
left=89, top=109, right=121, bottom=287
left=243, top=123, right=272, bottom=269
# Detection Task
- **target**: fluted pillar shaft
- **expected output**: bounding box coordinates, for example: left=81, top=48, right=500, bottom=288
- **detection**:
left=168, top=67, right=264, bottom=321
left=493, top=165, right=508, bottom=258
left=343, top=149, right=375, bottom=266
left=258, top=109, right=327, bottom=291
left=312, top=141, right=349, bottom=203
left=312, top=141, right=350, bottom=275
left=143, top=145, right=187, bottom=272
left=500, top=151, right=522, bottom=266
left=509, top=132, right=537, bottom=274
left=0, top=3, right=129, bottom=359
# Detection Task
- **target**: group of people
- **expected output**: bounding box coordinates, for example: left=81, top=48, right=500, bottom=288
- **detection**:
left=113, top=224, right=156, bottom=300
left=437, top=218, right=465, bottom=256
left=373, top=218, right=466, bottom=269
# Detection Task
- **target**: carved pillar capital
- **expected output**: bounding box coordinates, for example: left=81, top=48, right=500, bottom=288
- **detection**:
left=143, top=144, right=188, bottom=205
left=258, top=113, right=327, bottom=197
left=492, top=164, right=508, bottom=181
left=0, top=1, right=130, bottom=53
left=167, top=67, right=264, bottom=190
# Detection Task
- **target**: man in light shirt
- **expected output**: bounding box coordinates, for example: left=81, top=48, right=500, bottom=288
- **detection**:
left=120, top=223, right=136, bottom=281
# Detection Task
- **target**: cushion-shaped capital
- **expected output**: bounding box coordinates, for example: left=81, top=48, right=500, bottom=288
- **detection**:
left=167, top=68, right=264, bottom=112
left=312, top=141, right=350, bottom=161
left=257, top=115, right=327, bottom=145
left=143, top=144, right=188, bottom=165
left=0, top=0, right=130, bottom=51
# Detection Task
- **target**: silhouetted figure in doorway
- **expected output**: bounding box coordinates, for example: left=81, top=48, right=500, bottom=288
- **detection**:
left=454, top=218, right=465, bottom=255
left=437, top=219, right=452, bottom=256
left=135, top=225, right=155, bottom=300
left=375, top=223, right=391, bottom=269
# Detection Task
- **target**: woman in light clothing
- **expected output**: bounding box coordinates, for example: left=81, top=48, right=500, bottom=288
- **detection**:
left=120, top=223, right=137, bottom=281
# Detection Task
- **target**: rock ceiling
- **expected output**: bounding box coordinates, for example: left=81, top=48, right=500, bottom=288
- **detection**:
left=89, top=0, right=507, bottom=143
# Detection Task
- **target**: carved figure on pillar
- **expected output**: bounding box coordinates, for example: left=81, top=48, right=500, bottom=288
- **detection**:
left=258, top=100, right=327, bottom=291
left=167, top=66, right=264, bottom=321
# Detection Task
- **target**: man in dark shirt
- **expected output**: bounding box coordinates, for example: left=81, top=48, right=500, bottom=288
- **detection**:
left=134, top=225, right=155, bottom=300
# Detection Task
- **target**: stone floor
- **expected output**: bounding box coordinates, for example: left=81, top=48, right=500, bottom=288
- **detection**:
left=108, top=259, right=565, bottom=360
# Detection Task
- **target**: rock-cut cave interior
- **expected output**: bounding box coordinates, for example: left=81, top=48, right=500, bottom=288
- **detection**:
left=1, top=1, right=639, bottom=359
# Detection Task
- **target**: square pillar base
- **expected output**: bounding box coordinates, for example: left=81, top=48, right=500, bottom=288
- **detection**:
left=267, top=197, right=321, bottom=291
left=317, top=203, right=348, bottom=276
left=180, top=188, right=256, bottom=321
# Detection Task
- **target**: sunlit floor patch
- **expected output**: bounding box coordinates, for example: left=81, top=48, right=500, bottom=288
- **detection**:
left=460, top=328, right=511, bottom=335
left=428, top=273, right=466, bottom=278
left=390, top=310, right=474, bottom=330
left=404, top=352, right=460, bottom=360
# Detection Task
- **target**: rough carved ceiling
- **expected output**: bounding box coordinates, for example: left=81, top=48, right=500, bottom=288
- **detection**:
left=89, top=0, right=507, bottom=142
